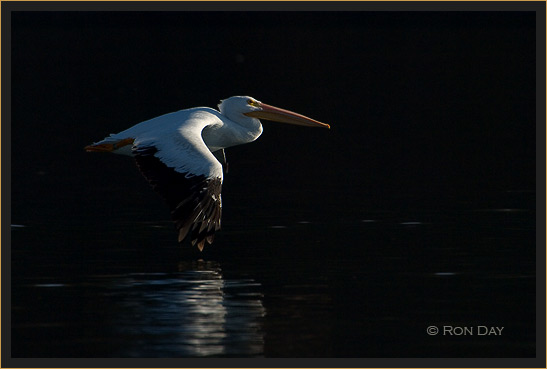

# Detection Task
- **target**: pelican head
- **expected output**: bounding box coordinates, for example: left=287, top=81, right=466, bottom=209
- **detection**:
left=219, top=96, right=330, bottom=129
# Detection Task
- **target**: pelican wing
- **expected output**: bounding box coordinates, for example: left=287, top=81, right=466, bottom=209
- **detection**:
left=130, top=110, right=224, bottom=251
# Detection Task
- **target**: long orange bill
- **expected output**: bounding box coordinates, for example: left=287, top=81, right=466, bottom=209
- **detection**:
left=244, top=102, right=330, bottom=129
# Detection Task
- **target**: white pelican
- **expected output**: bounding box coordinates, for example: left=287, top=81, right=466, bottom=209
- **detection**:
left=85, top=96, right=329, bottom=251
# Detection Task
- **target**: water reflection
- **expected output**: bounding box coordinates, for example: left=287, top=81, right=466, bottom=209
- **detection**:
left=104, top=260, right=265, bottom=357
left=11, top=196, right=535, bottom=357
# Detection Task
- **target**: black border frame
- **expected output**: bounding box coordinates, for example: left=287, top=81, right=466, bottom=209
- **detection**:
left=2, top=2, right=545, bottom=368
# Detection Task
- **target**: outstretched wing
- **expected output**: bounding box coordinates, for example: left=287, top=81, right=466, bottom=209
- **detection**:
left=131, top=110, right=224, bottom=251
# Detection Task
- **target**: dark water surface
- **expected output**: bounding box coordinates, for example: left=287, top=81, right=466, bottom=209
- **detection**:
left=9, top=10, right=538, bottom=359
left=11, top=183, right=536, bottom=358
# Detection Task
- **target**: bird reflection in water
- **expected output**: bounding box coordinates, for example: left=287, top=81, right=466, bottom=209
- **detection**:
left=110, top=260, right=265, bottom=357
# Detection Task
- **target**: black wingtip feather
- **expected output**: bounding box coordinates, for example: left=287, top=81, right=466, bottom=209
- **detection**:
left=133, top=145, right=222, bottom=250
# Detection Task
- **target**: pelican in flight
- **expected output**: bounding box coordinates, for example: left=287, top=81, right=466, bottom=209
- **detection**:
left=85, top=96, right=330, bottom=251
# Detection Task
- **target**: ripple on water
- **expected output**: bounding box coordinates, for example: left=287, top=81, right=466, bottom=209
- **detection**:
left=106, top=269, right=265, bottom=357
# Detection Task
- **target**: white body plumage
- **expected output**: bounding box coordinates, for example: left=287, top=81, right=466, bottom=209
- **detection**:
left=85, top=96, right=329, bottom=250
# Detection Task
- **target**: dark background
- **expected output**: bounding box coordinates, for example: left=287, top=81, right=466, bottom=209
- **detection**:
left=7, top=8, right=539, bottom=361
left=11, top=11, right=536, bottom=207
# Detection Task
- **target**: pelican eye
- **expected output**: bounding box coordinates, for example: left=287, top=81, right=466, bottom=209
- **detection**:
left=247, top=99, right=259, bottom=107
